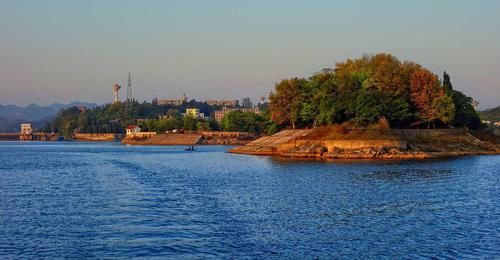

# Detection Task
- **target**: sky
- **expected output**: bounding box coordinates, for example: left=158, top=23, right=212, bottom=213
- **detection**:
left=0, top=0, right=499, bottom=109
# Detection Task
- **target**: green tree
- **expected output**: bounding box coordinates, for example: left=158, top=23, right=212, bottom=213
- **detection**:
left=353, top=89, right=385, bottom=124
left=443, top=72, right=481, bottom=129
left=196, top=121, right=210, bottom=131
left=269, top=78, right=306, bottom=129
left=221, top=111, right=267, bottom=135
left=183, top=115, right=199, bottom=131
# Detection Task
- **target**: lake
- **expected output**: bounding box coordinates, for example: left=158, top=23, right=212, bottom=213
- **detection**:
left=0, top=142, right=499, bottom=258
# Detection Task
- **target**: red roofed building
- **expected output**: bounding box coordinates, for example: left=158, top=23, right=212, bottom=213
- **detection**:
left=126, top=125, right=141, bottom=136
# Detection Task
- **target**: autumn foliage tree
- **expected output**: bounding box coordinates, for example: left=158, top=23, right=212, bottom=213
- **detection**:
left=410, top=69, right=454, bottom=127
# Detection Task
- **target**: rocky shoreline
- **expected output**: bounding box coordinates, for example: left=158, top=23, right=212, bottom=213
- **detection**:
left=279, top=146, right=500, bottom=160
left=229, top=128, right=500, bottom=160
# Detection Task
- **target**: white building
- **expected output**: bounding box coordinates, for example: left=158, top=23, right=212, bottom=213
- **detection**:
left=205, top=99, right=239, bottom=107
left=126, top=125, right=142, bottom=136
left=158, top=94, right=188, bottom=106
left=20, top=123, right=32, bottom=134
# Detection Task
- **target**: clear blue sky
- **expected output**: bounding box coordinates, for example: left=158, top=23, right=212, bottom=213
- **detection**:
left=1, top=0, right=499, bottom=109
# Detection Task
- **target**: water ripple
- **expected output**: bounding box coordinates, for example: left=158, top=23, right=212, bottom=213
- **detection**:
left=0, top=142, right=499, bottom=258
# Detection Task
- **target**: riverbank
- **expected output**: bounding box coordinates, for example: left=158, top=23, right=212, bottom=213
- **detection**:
left=229, top=126, right=500, bottom=160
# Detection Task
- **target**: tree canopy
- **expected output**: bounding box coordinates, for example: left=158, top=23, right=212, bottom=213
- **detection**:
left=269, top=53, right=480, bottom=129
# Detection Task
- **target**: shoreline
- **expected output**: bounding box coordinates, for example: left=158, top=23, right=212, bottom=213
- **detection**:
left=231, top=148, right=500, bottom=160
left=228, top=128, right=500, bottom=161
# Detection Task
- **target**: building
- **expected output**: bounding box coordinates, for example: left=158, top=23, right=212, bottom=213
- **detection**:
left=184, top=108, right=205, bottom=119
left=125, top=125, right=157, bottom=139
left=20, top=123, right=33, bottom=134
left=205, top=99, right=239, bottom=107
left=214, top=107, right=261, bottom=122
left=158, top=94, right=188, bottom=106
left=126, top=125, right=142, bottom=136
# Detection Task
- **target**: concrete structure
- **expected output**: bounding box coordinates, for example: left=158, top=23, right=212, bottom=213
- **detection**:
left=200, top=131, right=253, bottom=138
left=229, top=129, right=408, bottom=155
left=20, top=123, right=32, bottom=134
left=205, top=99, right=239, bottom=107
left=123, top=133, right=201, bottom=145
left=214, top=106, right=261, bottom=122
left=74, top=133, right=124, bottom=141
left=112, top=84, right=121, bottom=103
left=126, top=132, right=157, bottom=138
left=229, top=129, right=313, bottom=155
left=0, top=132, right=61, bottom=141
left=158, top=94, right=188, bottom=106
left=184, top=108, right=205, bottom=119
left=320, top=140, right=406, bottom=152
left=391, top=128, right=466, bottom=139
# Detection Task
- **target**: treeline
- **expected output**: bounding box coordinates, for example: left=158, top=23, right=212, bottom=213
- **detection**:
left=269, top=53, right=480, bottom=129
left=43, top=100, right=215, bottom=137
left=43, top=99, right=274, bottom=137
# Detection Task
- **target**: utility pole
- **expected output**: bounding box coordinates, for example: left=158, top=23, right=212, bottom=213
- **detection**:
left=126, top=72, right=132, bottom=103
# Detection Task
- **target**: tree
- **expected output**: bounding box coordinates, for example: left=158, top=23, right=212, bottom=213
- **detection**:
left=183, top=115, right=199, bottom=131
left=221, top=111, right=267, bottom=135
left=269, top=78, right=306, bottom=129
left=241, top=97, right=253, bottom=108
left=434, top=94, right=455, bottom=125
left=196, top=121, right=210, bottom=131
left=353, top=89, right=385, bottom=124
left=443, top=71, right=452, bottom=93
left=367, top=53, right=405, bottom=96
left=410, top=69, right=455, bottom=127
left=443, top=71, right=481, bottom=129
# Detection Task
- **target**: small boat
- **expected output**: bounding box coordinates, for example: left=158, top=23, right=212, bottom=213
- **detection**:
left=185, top=146, right=196, bottom=151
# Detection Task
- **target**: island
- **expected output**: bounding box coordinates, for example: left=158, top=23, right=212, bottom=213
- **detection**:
left=229, top=53, right=499, bottom=159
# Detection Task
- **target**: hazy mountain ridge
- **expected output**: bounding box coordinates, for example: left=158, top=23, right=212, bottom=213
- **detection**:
left=0, top=102, right=97, bottom=132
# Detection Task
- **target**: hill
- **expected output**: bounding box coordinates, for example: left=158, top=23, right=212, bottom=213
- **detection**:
left=480, top=106, right=500, bottom=121
left=0, top=102, right=97, bottom=132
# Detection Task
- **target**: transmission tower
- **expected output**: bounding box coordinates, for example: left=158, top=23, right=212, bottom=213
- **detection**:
left=126, top=72, right=132, bottom=103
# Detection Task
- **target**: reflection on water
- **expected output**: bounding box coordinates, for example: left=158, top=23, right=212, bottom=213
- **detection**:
left=0, top=142, right=499, bottom=258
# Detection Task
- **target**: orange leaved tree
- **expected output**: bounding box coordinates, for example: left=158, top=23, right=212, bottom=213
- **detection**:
left=410, top=69, right=455, bottom=128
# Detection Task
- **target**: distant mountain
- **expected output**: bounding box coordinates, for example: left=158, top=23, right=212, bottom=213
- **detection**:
left=479, top=106, right=500, bottom=122
left=0, top=102, right=98, bottom=132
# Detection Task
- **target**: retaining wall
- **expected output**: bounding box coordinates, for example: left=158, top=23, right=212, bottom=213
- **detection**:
left=74, top=133, right=124, bottom=141
left=321, top=140, right=407, bottom=151
left=391, top=128, right=466, bottom=139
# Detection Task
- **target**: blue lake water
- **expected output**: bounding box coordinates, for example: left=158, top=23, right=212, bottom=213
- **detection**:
left=0, top=142, right=499, bottom=258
